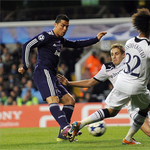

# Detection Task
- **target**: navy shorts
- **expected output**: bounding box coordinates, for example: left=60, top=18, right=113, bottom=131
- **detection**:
left=33, top=68, right=68, bottom=101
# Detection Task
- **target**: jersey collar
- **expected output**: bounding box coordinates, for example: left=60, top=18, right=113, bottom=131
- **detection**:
left=115, top=59, right=125, bottom=69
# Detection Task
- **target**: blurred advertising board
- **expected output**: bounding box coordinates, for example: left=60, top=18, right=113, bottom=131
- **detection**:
left=0, top=103, right=132, bottom=128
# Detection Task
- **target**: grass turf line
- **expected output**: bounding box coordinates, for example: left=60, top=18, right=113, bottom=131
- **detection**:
left=0, top=126, right=149, bottom=150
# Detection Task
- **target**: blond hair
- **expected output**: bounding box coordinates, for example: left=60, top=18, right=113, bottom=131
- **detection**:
left=110, top=43, right=125, bottom=54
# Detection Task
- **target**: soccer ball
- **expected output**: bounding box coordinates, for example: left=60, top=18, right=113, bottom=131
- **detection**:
left=88, top=121, right=106, bottom=137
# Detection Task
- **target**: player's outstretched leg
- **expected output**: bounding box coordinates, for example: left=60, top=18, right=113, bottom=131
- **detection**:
left=67, top=121, right=81, bottom=142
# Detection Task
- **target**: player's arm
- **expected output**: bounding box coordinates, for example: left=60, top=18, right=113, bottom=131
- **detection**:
left=96, top=31, right=107, bottom=40
left=18, top=38, right=37, bottom=74
left=21, top=38, right=38, bottom=71
left=57, top=74, right=99, bottom=88
left=57, top=63, right=108, bottom=87
left=62, top=31, right=107, bottom=48
left=18, top=32, right=50, bottom=74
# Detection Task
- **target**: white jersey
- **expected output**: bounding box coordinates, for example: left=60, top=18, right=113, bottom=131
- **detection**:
left=93, top=59, right=125, bottom=86
left=115, top=36, right=150, bottom=95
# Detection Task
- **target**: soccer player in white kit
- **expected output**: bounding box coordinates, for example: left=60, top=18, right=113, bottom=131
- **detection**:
left=58, top=43, right=150, bottom=139
left=63, top=8, right=150, bottom=144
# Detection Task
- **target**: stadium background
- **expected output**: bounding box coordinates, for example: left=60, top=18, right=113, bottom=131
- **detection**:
left=0, top=0, right=150, bottom=128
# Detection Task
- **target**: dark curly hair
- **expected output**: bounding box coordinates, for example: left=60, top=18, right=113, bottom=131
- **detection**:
left=132, top=8, right=150, bottom=37
left=55, top=14, right=69, bottom=23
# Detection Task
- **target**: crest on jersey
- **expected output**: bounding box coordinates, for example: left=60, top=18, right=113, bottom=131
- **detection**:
left=38, top=34, right=45, bottom=41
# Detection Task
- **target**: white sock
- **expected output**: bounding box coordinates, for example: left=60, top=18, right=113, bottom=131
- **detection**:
left=125, top=128, right=136, bottom=141
left=125, top=112, right=146, bottom=141
left=80, top=110, right=104, bottom=129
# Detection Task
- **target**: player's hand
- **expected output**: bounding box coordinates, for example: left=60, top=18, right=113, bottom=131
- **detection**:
left=57, top=74, right=69, bottom=86
left=18, top=67, right=25, bottom=74
left=96, top=31, right=107, bottom=40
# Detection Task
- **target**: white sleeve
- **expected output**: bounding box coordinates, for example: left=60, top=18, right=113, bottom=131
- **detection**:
left=147, top=46, right=150, bottom=59
left=94, top=64, right=109, bottom=82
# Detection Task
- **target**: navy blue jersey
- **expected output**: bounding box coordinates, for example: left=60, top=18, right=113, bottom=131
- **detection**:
left=22, top=30, right=99, bottom=75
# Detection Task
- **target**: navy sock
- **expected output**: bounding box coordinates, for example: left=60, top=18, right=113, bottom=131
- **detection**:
left=49, top=103, right=69, bottom=129
left=62, top=105, right=74, bottom=123
left=57, top=105, right=74, bottom=138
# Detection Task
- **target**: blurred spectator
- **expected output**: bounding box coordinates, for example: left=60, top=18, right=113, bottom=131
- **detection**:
left=20, top=76, right=27, bottom=89
left=13, top=85, right=21, bottom=96
left=4, top=96, right=17, bottom=105
left=0, top=85, right=2, bottom=95
left=1, top=45, right=9, bottom=62
left=9, top=90, right=17, bottom=101
left=0, top=57, right=3, bottom=68
left=11, top=64, right=18, bottom=75
left=0, top=57, right=5, bottom=79
left=20, top=79, right=43, bottom=103
left=12, top=42, right=22, bottom=66
left=0, top=67, right=4, bottom=77
left=0, top=76, right=5, bottom=89
left=21, top=80, right=36, bottom=98
left=26, top=67, right=33, bottom=79
left=85, top=51, right=102, bottom=78
left=0, top=43, right=7, bottom=56
left=5, top=74, right=15, bottom=92
left=3, top=53, right=13, bottom=74
left=10, top=64, right=21, bottom=85
left=0, top=91, right=7, bottom=105
left=58, top=63, right=68, bottom=76
left=82, top=92, right=92, bottom=103
left=17, top=90, right=38, bottom=106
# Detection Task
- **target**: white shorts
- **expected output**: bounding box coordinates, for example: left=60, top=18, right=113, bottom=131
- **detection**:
left=127, top=101, right=139, bottom=119
left=127, top=101, right=150, bottom=120
left=105, top=88, right=150, bottom=110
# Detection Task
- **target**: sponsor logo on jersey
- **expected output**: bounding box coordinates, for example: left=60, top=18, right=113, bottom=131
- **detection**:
left=54, top=50, right=60, bottom=57
left=38, top=34, right=45, bottom=41
left=111, top=69, right=123, bottom=78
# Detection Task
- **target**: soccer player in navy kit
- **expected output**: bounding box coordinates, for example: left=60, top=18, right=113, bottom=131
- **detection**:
left=18, top=14, right=107, bottom=141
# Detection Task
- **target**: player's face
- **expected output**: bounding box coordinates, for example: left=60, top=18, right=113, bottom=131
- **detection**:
left=111, top=48, right=125, bottom=66
left=54, top=20, right=69, bottom=37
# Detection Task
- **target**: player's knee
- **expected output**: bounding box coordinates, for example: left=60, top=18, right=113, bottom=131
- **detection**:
left=108, top=108, right=119, bottom=117
left=61, top=94, right=75, bottom=105
left=46, top=96, right=59, bottom=104
left=68, top=97, right=75, bottom=105
left=110, top=112, right=117, bottom=117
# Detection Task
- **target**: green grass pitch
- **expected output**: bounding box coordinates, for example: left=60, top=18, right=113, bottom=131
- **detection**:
left=0, top=126, right=149, bottom=150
